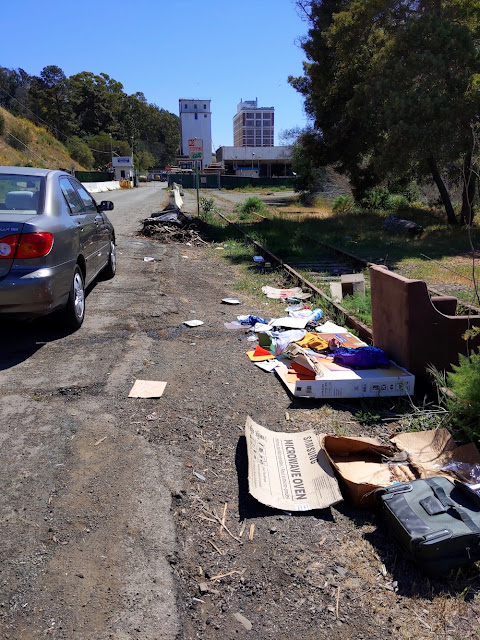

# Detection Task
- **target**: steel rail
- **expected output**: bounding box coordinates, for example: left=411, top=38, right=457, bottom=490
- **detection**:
left=216, top=212, right=373, bottom=342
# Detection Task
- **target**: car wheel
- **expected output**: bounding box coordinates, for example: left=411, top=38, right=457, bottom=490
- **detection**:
left=62, top=265, right=85, bottom=330
left=102, top=240, right=116, bottom=279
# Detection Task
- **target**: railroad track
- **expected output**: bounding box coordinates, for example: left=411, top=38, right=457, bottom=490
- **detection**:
left=215, top=212, right=480, bottom=341
left=216, top=211, right=373, bottom=342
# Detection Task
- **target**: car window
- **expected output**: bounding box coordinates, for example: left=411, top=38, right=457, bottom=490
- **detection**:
left=0, top=174, right=44, bottom=214
left=60, top=178, right=84, bottom=215
left=72, top=181, right=98, bottom=213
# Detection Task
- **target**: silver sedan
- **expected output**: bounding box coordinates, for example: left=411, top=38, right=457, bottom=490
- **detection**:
left=0, top=167, right=116, bottom=329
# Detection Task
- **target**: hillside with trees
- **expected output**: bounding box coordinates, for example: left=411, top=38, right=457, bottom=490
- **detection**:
left=289, top=0, right=480, bottom=225
left=0, top=65, right=179, bottom=172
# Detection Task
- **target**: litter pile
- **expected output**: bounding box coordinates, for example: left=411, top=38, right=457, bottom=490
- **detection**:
left=224, top=285, right=415, bottom=400
left=141, top=210, right=207, bottom=245
left=245, top=416, right=480, bottom=576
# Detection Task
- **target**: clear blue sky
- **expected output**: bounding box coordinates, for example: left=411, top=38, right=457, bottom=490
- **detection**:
left=1, top=0, right=311, bottom=151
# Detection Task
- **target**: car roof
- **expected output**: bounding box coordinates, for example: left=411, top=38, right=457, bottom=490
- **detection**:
left=0, top=166, right=69, bottom=178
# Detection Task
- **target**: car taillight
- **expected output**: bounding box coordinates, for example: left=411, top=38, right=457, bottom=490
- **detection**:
left=0, top=234, right=20, bottom=259
left=0, top=232, right=54, bottom=259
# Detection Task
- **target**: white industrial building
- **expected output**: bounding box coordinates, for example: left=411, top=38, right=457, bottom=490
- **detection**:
left=178, top=98, right=212, bottom=170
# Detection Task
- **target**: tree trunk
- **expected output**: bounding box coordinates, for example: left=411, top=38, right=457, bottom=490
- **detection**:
left=427, top=156, right=457, bottom=225
left=460, top=153, right=476, bottom=226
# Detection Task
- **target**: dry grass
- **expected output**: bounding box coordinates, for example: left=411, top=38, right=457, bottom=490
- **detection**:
left=0, top=106, right=85, bottom=170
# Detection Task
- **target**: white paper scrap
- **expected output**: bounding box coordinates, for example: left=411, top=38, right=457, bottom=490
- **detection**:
left=254, top=359, right=279, bottom=372
left=129, top=380, right=167, bottom=398
left=316, top=320, right=349, bottom=333
left=183, top=320, right=204, bottom=327
left=267, top=316, right=310, bottom=329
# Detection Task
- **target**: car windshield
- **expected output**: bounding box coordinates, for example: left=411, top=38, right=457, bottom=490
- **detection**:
left=0, top=174, right=44, bottom=214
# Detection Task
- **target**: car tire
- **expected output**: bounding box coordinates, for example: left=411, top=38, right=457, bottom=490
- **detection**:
left=102, top=240, right=116, bottom=279
left=61, top=265, right=85, bottom=330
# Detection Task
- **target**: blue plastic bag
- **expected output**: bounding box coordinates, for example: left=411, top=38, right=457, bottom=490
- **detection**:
left=333, top=346, right=390, bottom=369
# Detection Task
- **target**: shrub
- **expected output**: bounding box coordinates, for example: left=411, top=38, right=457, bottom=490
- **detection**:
left=0, top=113, right=4, bottom=137
left=332, top=195, right=355, bottom=214
left=200, top=196, right=217, bottom=222
left=234, top=196, right=266, bottom=216
left=362, top=186, right=390, bottom=210
left=385, top=194, right=410, bottom=211
left=443, top=351, right=480, bottom=441
left=66, top=136, right=94, bottom=169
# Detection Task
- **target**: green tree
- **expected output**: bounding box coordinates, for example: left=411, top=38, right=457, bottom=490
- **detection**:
left=290, top=0, right=480, bottom=224
left=68, top=72, right=117, bottom=136
left=28, top=65, right=75, bottom=140
left=66, top=136, right=94, bottom=169
left=88, top=133, right=131, bottom=169
left=136, top=150, right=155, bottom=172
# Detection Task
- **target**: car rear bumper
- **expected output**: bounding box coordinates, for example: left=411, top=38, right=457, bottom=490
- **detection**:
left=0, top=263, right=72, bottom=318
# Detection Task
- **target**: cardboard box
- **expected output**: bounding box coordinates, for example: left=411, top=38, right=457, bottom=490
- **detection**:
left=275, top=359, right=415, bottom=399
left=245, top=417, right=343, bottom=511
left=318, top=332, right=367, bottom=349
left=323, top=435, right=402, bottom=508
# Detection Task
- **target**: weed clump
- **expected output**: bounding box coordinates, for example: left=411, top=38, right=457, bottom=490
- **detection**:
left=234, top=196, right=266, bottom=218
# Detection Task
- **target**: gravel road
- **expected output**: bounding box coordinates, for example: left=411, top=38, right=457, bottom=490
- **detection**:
left=1, top=184, right=479, bottom=640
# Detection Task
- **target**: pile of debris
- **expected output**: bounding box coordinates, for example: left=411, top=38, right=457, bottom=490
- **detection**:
left=141, top=210, right=208, bottom=245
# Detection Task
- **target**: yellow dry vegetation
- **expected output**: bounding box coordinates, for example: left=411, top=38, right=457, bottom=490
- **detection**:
left=0, top=106, right=85, bottom=170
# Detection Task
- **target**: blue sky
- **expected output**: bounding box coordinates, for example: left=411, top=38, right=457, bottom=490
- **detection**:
left=1, top=0, right=311, bottom=151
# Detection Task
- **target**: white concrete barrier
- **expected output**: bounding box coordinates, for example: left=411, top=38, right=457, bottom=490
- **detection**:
left=82, top=181, right=121, bottom=194
left=170, top=182, right=184, bottom=211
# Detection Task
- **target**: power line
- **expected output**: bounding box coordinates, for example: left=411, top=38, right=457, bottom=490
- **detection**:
left=4, top=128, right=47, bottom=163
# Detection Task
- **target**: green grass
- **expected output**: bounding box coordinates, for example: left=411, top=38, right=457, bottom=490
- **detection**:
left=202, top=198, right=480, bottom=324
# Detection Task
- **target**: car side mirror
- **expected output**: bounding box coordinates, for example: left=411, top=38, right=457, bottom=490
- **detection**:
left=99, top=200, right=114, bottom=211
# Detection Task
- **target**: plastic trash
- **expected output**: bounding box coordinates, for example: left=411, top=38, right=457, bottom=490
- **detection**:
left=253, top=256, right=265, bottom=263
left=333, top=346, right=390, bottom=368
left=222, top=298, right=241, bottom=305
left=237, top=315, right=268, bottom=326
left=269, top=329, right=307, bottom=355
left=288, top=308, right=316, bottom=319
left=307, top=309, right=324, bottom=322
left=144, top=256, right=155, bottom=262
left=440, top=461, right=480, bottom=483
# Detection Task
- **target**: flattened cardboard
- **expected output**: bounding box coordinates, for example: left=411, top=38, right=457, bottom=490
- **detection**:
left=319, top=332, right=367, bottom=349
left=245, top=417, right=342, bottom=511
left=391, top=428, right=480, bottom=480
left=275, top=360, right=415, bottom=399
left=323, top=435, right=397, bottom=507
left=128, top=380, right=167, bottom=398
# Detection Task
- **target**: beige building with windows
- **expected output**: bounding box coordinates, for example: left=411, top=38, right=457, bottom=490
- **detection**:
left=233, top=99, right=274, bottom=147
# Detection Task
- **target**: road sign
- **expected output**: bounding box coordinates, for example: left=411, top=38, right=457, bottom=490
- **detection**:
left=188, top=138, right=203, bottom=160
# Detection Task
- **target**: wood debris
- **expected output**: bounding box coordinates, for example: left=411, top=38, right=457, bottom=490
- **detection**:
left=141, top=210, right=208, bottom=246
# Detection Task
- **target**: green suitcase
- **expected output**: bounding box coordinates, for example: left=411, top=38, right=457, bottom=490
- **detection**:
left=377, top=476, right=480, bottom=576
